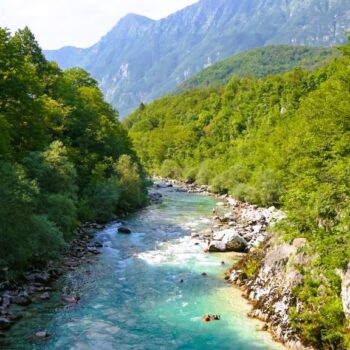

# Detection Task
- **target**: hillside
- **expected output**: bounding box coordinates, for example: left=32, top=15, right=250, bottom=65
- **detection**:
left=45, top=0, right=350, bottom=116
left=125, top=42, right=350, bottom=349
left=0, top=27, right=147, bottom=276
left=178, top=45, right=337, bottom=91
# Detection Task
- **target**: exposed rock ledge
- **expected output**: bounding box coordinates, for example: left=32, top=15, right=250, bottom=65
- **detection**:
left=230, top=235, right=316, bottom=350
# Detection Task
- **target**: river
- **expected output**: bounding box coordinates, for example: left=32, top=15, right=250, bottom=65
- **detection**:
left=3, top=186, right=285, bottom=350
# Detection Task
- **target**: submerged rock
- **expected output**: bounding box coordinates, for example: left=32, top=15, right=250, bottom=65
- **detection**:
left=87, top=246, right=100, bottom=255
left=62, top=296, right=79, bottom=304
left=35, top=331, right=49, bottom=338
left=118, top=227, right=131, bottom=234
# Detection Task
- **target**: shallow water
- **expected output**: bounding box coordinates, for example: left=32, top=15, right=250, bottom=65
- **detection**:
left=3, top=187, right=285, bottom=350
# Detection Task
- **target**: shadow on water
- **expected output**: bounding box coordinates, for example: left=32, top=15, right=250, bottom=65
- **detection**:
left=2, top=188, right=284, bottom=350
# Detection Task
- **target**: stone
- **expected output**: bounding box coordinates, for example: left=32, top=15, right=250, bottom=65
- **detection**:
left=0, top=317, right=12, bottom=330
left=39, top=292, right=50, bottom=301
left=213, top=229, right=248, bottom=252
left=227, top=197, right=239, bottom=207
left=25, top=272, right=50, bottom=284
left=63, top=296, right=78, bottom=304
left=261, top=323, right=269, bottom=331
left=208, top=240, right=226, bottom=252
left=118, top=227, right=131, bottom=234
left=224, top=212, right=235, bottom=221
left=35, top=331, right=49, bottom=338
left=191, top=232, right=200, bottom=238
left=12, top=293, right=32, bottom=306
left=87, top=246, right=100, bottom=255
left=339, top=262, right=350, bottom=319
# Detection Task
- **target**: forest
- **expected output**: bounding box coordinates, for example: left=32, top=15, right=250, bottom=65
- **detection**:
left=126, top=41, right=350, bottom=348
left=0, top=28, right=147, bottom=277
left=178, top=45, right=336, bottom=91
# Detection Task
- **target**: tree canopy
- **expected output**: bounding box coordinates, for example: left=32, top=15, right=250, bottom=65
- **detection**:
left=0, top=27, right=147, bottom=275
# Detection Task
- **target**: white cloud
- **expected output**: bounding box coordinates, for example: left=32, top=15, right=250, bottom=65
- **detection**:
left=0, top=0, right=198, bottom=49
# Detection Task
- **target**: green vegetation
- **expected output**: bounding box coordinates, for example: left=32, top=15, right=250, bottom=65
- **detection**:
left=126, top=40, right=350, bottom=348
left=0, top=28, right=147, bottom=276
left=178, top=45, right=336, bottom=91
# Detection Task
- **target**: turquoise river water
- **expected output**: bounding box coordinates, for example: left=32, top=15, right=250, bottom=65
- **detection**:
left=3, top=187, right=285, bottom=350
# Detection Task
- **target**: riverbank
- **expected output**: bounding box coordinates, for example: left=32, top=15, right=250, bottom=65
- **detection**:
left=154, top=176, right=311, bottom=350
left=0, top=222, right=108, bottom=337
left=0, top=185, right=165, bottom=338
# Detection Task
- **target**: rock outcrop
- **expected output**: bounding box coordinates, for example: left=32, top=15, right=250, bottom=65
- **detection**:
left=230, top=236, right=315, bottom=350
left=338, top=262, right=350, bottom=320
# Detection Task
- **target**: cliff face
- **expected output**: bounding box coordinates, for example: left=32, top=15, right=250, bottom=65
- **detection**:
left=230, top=235, right=318, bottom=349
left=45, top=0, right=350, bottom=117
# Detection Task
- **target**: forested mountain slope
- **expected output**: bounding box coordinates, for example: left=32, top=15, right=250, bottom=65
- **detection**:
left=125, top=41, right=350, bottom=349
left=0, top=28, right=147, bottom=276
left=45, top=0, right=350, bottom=116
left=178, top=45, right=336, bottom=91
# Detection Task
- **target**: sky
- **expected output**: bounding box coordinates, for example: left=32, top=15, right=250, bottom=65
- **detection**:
left=0, top=0, right=198, bottom=50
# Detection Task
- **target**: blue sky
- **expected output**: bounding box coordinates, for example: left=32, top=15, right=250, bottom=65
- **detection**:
left=0, top=0, right=198, bottom=49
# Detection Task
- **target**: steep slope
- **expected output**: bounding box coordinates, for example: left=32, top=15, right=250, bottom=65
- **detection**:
left=125, top=43, right=350, bottom=348
left=46, top=0, right=350, bottom=116
left=178, top=45, right=337, bottom=91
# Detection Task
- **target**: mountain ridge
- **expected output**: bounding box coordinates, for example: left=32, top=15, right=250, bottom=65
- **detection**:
left=45, top=0, right=350, bottom=116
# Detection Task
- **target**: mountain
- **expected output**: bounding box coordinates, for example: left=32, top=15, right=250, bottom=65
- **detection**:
left=45, top=0, right=350, bottom=117
left=178, top=45, right=337, bottom=91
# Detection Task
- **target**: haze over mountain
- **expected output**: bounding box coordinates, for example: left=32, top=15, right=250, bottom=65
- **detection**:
left=45, top=0, right=350, bottom=116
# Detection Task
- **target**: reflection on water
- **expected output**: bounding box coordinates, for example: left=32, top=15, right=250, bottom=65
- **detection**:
left=3, top=188, right=285, bottom=350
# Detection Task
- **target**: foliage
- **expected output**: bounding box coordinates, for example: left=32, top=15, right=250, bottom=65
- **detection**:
left=0, top=28, right=147, bottom=275
left=178, top=45, right=336, bottom=91
left=126, top=40, right=350, bottom=348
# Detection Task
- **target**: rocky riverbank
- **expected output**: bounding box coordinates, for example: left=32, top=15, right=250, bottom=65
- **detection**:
left=0, top=222, right=107, bottom=337
left=154, top=176, right=312, bottom=350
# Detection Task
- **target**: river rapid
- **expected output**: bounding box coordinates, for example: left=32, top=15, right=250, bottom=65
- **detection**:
left=4, top=186, right=285, bottom=350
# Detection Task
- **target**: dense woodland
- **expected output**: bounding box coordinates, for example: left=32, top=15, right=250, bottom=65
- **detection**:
left=0, top=28, right=147, bottom=277
left=126, top=41, right=350, bottom=348
left=178, top=45, right=336, bottom=91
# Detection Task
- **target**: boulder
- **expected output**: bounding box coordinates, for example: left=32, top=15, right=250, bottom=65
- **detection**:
left=208, top=241, right=227, bottom=252
left=212, top=229, right=248, bottom=252
left=225, top=235, right=247, bottom=252
left=118, top=227, right=131, bottom=234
